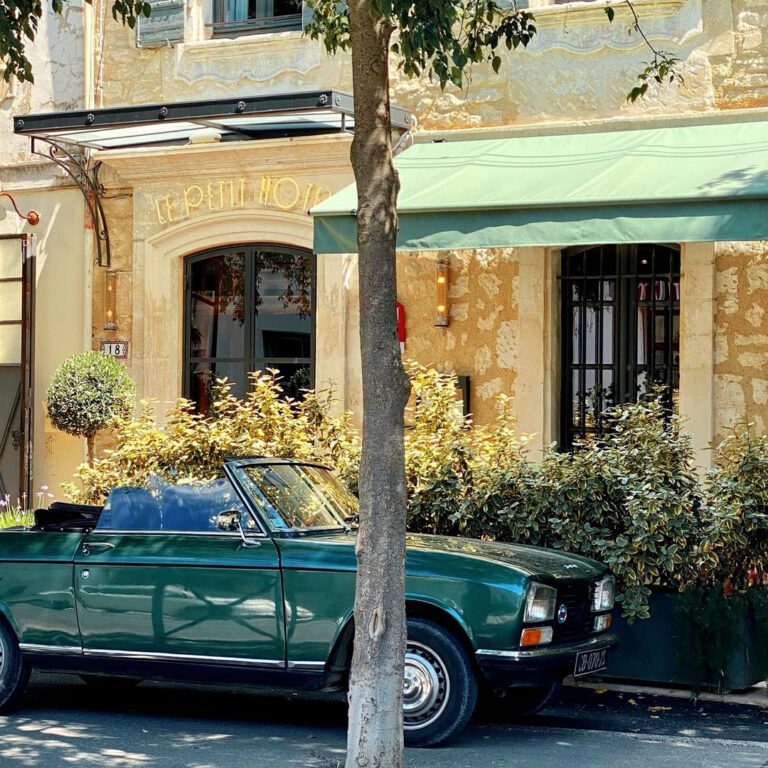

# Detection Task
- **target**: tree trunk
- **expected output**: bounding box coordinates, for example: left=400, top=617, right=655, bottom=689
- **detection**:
left=86, top=434, right=95, bottom=467
left=345, top=3, right=410, bottom=768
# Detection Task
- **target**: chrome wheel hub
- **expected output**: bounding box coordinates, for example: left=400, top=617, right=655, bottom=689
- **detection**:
left=403, top=642, right=450, bottom=730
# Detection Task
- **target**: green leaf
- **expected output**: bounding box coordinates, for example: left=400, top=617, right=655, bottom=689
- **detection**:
left=604, top=6, right=614, bottom=22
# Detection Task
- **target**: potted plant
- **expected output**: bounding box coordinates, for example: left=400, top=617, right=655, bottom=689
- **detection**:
left=601, top=424, right=768, bottom=692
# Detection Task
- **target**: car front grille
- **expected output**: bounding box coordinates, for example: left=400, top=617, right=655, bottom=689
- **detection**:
left=551, top=582, right=594, bottom=643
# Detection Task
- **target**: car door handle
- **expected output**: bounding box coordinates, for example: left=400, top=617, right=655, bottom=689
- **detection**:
left=81, top=542, right=115, bottom=557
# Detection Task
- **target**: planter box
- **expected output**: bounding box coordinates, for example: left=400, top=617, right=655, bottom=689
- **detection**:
left=599, top=588, right=768, bottom=693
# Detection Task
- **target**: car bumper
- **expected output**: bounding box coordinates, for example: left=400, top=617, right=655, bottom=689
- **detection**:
left=475, top=633, right=618, bottom=689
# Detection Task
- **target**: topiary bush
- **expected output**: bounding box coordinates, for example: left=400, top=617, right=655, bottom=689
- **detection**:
left=47, top=351, right=135, bottom=465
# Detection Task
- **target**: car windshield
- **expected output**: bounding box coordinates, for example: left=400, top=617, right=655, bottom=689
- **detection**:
left=237, top=463, right=358, bottom=531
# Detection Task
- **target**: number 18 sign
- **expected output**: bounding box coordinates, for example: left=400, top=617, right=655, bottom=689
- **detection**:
left=100, top=340, right=129, bottom=359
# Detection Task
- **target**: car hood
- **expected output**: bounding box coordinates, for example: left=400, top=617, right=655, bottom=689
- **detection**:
left=404, top=533, right=606, bottom=581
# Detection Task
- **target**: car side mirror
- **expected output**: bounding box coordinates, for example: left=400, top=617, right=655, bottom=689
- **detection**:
left=215, top=510, right=261, bottom=547
left=215, top=511, right=240, bottom=532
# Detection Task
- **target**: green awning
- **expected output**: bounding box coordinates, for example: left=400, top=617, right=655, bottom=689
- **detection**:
left=311, top=119, right=768, bottom=253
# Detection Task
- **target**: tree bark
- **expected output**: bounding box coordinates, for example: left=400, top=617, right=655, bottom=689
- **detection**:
left=86, top=434, right=95, bottom=467
left=345, top=3, right=410, bottom=768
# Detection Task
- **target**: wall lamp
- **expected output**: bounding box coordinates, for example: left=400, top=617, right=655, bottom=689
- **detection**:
left=435, top=259, right=449, bottom=327
left=104, top=270, right=117, bottom=330
left=0, top=192, right=40, bottom=225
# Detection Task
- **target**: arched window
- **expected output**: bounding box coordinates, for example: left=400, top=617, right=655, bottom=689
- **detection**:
left=184, top=245, right=314, bottom=412
left=560, top=244, right=681, bottom=448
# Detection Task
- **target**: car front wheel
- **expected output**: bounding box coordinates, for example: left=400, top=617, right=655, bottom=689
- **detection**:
left=0, top=618, right=30, bottom=713
left=403, top=618, right=477, bottom=747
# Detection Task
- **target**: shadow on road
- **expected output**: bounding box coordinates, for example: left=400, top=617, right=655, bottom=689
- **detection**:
left=0, top=673, right=767, bottom=768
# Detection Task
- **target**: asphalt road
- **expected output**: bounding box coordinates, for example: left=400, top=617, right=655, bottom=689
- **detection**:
left=1, top=673, right=767, bottom=768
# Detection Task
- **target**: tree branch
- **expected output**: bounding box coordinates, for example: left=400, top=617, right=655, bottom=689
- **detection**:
left=606, top=0, right=683, bottom=102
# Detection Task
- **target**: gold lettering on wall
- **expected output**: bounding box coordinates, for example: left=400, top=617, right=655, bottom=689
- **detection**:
left=184, top=185, right=204, bottom=217
left=152, top=175, right=335, bottom=227
left=259, top=176, right=273, bottom=206
left=272, top=177, right=301, bottom=210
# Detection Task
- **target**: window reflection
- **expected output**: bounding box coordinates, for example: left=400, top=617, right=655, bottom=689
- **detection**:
left=238, top=463, right=358, bottom=531
left=213, top=0, right=301, bottom=31
left=185, top=247, right=313, bottom=412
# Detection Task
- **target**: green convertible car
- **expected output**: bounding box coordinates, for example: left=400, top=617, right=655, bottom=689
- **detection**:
left=0, top=458, right=616, bottom=746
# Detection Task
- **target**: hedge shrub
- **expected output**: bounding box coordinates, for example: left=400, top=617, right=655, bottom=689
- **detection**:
left=63, top=364, right=767, bottom=620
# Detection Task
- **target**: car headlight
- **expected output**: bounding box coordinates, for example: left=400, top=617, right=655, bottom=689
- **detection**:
left=592, top=575, right=615, bottom=612
left=524, top=582, right=557, bottom=623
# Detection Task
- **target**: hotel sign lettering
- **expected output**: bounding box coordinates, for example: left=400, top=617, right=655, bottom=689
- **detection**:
left=152, top=175, right=334, bottom=226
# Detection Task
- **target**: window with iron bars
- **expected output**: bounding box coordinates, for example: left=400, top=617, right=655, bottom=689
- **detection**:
left=560, top=244, right=681, bottom=449
left=212, top=0, right=302, bottom=35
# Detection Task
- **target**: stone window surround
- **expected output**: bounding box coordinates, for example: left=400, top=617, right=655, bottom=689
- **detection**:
left=516, top=243, right=715, bottom=468
left=134, top=207, right=314, bottom=414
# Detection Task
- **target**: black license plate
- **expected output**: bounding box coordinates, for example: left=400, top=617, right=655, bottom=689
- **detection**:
left=573, top=646, right=609, bottom=677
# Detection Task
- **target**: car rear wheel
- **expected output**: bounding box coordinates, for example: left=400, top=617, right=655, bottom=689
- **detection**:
left=482, top=682, right=561, bottom=720
left=403, top=618, right=477, bottom=747
left=0, top=619, right=30, bottom=713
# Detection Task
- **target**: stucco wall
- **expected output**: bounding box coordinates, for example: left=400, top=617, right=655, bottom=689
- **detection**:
left=396, top=250, right=519, bottom=427
left=1, top=1, right=87, bottom=497
left=714, top=241, right=768, bottom=439
left=94, top=0, right=768, bottom=122
left=1, top=2, right=84, bottom=167
left=0, top=190, right=88, bottom=499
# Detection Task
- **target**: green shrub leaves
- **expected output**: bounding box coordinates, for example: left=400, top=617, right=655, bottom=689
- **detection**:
left=63, top=363, right=767, bottom=621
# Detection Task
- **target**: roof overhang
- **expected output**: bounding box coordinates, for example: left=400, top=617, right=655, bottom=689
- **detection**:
left=311, top=118, right=768, bottom=252
left=13, top=90, right=413, bottom=151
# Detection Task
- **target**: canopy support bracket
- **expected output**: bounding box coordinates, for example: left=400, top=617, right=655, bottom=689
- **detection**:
left=31, top=138, right=111, bottom=267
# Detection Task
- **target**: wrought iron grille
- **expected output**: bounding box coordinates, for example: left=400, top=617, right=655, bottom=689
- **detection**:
left=560, top=244, right=681, bottom=449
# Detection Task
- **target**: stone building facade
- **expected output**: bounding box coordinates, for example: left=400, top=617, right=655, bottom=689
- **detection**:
left=0, top=0, right=89, bottom=499
left=7, top=0, right=768, bottom=494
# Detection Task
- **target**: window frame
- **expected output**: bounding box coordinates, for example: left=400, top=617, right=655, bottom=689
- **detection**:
left=559, top=243, right=681, bottom=449
left=210, top=0, right=303, bottom=36
left=230, top=459, right=354, bottom=536
left=183, top=244, right=316, bottom=411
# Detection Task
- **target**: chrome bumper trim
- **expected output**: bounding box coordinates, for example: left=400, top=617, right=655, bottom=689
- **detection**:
left=476, top=633, right=618, bottom=661
left=287, top=660, right=325, bottom=670
left=82, top=648, right=285, bottom=668
left=20, top=643, right=83, bottom=655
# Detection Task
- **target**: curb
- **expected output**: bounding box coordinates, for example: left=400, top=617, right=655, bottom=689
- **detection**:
left=565, top=676, right=768, bottom=709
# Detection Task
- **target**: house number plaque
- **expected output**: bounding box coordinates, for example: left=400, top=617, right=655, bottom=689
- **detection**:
left=99, top=340, right=129, bottom=359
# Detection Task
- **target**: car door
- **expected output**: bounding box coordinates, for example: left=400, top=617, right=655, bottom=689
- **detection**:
left=74, top=480, right=285, bottom=667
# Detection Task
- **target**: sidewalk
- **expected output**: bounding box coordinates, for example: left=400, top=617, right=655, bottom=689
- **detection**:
left=567, top=677, right=768, bottom=708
